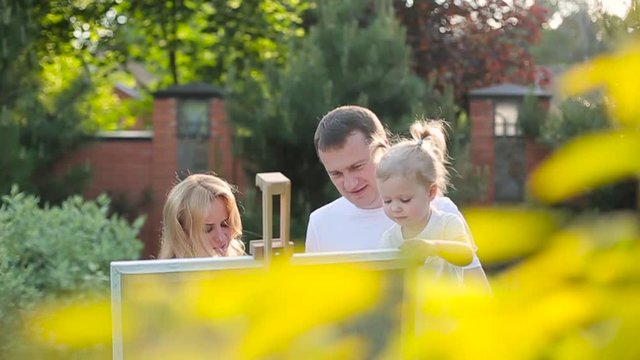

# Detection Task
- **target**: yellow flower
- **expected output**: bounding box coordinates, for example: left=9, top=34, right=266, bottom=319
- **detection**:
left=560, top=40, right=640, bottom=127
left=27, top=297, right=111, bottom=348
left=463, top=207, right=560, bottom=263
left=529, top=130, right=640, bottom=203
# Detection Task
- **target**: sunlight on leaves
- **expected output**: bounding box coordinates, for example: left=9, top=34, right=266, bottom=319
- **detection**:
left=559, top=40, right=640, bottom=126
left=529, top=130, right=640, bottom=203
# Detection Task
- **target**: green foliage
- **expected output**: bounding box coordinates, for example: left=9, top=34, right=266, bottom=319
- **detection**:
left=117, top=0, right=309, bottom=86
left=540, top=98, right=609, bottom=148
left=0, top=73, right=95, bottom=203
left=229, top=0, right=455, bottom=240
left=532, top=7, right=610, bottom=64
left=518, top=93, right=547, bottom=138
left=532, top=0, right=637, bottom=66
left=538, top=98, right=635, bottom=211
left=446, top=110, right=491, bottom=205
left=448, top=146, right=490, bottom=205
left=0, top=187, right=143, bottom=356
left=0, top=0, right=139, bottom=201
left=107, top=187, right=154, bottom=224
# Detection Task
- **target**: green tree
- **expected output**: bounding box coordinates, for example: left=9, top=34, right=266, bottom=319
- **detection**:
left=518, top=92, right=547, bottom=139
left=540, top=98, right=609, bottom=148
left=537, top=98, right=636, bottom=211
left=116, top=0, right=309, bottom=87
left=228, top=0, right=456, bottom=240
left=531, top=0, right=639, bottom=66
left=532, top=2, right=611, bottom=65
left=0, top=0, right=141, bottom=201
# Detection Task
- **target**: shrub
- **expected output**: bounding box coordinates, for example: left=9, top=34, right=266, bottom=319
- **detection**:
left=0, top=187, right=143, bottom=356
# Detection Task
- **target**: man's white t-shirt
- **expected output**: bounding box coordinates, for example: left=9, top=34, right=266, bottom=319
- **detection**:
left=305, top=196, right=482, bottom=270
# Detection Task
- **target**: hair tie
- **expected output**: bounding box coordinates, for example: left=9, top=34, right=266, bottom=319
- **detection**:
left=416, top=138, right=424, bottom=146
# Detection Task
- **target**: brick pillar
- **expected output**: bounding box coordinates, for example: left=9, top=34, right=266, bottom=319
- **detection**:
left=145, top=83, right=249, bottom=257
left=209, top=98, right=233, bottom=180
left=148, top=98, right=178, bottom=258
left=209, top=98, right=247, bottom=193
left=469, top=99, right=496, bottom=203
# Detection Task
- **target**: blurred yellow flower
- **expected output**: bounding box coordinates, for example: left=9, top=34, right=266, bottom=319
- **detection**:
left=117, top=261, right=386, bottom=359
left=528, top=130, right=640, bottom=203
left=27, top=297, right=111, bottom=348
left=560, top=40, right=640, bottom=127
left=463, top=207, right=560, bottom=264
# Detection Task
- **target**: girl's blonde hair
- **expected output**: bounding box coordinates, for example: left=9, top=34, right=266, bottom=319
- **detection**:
left=376, top=119, right=450, bottom=194
left=159, top=174, right=245, bottom=258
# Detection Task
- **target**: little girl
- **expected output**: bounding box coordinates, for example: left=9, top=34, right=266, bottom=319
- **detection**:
left=159, top=173, right=245, bottom=258
left=376, top=119, right=474, bottom=282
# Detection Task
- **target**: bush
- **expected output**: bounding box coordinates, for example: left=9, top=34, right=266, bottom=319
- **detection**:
left=518, top=92, right=546, bottom=139
left=539, top=98, right=609, bottom=148
left=0, top=187, right=143, bottom=356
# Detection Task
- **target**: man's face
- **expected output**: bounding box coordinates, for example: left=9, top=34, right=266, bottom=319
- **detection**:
left=318, top=132, right=382, bottom=209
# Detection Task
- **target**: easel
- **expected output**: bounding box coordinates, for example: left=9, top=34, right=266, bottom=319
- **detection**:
left=249, top=172, right=293, bottom=263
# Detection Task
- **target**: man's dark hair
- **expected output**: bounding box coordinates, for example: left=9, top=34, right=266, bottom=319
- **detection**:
left=314, top=105, right=388, bottom=152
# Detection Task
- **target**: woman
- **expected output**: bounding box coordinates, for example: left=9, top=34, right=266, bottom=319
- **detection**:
left=159, top=174, right=245, bottom=258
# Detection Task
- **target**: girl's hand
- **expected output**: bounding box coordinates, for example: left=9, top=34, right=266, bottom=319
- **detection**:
left=400, top=239, right=436, bottom=264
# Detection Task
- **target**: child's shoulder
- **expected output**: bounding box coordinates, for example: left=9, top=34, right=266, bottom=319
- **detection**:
left=431, top=208, right=465, bottom=227
left=431, top=196, right=460, bottom=214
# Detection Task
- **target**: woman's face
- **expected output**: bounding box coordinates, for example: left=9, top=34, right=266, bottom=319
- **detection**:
left=203, top=197, right=232, bottom=255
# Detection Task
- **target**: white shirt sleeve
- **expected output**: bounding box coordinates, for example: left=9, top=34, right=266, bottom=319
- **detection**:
left=434, top=196, right=478, bottom=252
left=444, top=210, right=482, bottom=270
left=442, top=214, right=469, bottom=244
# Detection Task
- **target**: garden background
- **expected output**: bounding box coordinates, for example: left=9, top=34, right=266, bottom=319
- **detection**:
left=1, top=0, right=639, bottom=358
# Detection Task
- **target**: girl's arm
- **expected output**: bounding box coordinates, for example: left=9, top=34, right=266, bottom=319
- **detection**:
left=400, top=213, right=474, bottom=266
left=400, top=239, right=473, bottom=266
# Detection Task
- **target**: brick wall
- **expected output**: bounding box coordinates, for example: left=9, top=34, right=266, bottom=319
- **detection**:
left=208, top=98, right=247, bottom=192
left=469, top=96, right=552, bottom=204
left=54, top=134, right=156, bottom=256
left=526, top=140, right=551, bottom=176
left=53, top=89, right=248, bottom=259
left=469, top=99, right=495, bottom=204
left=148, top=98, right=179, bottom=257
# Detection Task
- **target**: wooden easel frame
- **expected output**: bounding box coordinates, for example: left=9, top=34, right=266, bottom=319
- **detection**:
left=252, top=172, right=291, bottom=263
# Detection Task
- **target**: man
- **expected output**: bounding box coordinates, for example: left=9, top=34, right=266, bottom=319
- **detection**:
left=305, top=105, right=489, bottom=286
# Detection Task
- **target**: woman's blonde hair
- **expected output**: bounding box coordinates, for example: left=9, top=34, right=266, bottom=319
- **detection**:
left=376, top=119, right=450, bottom=194
left=159, top=173, right=245, bottom=258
